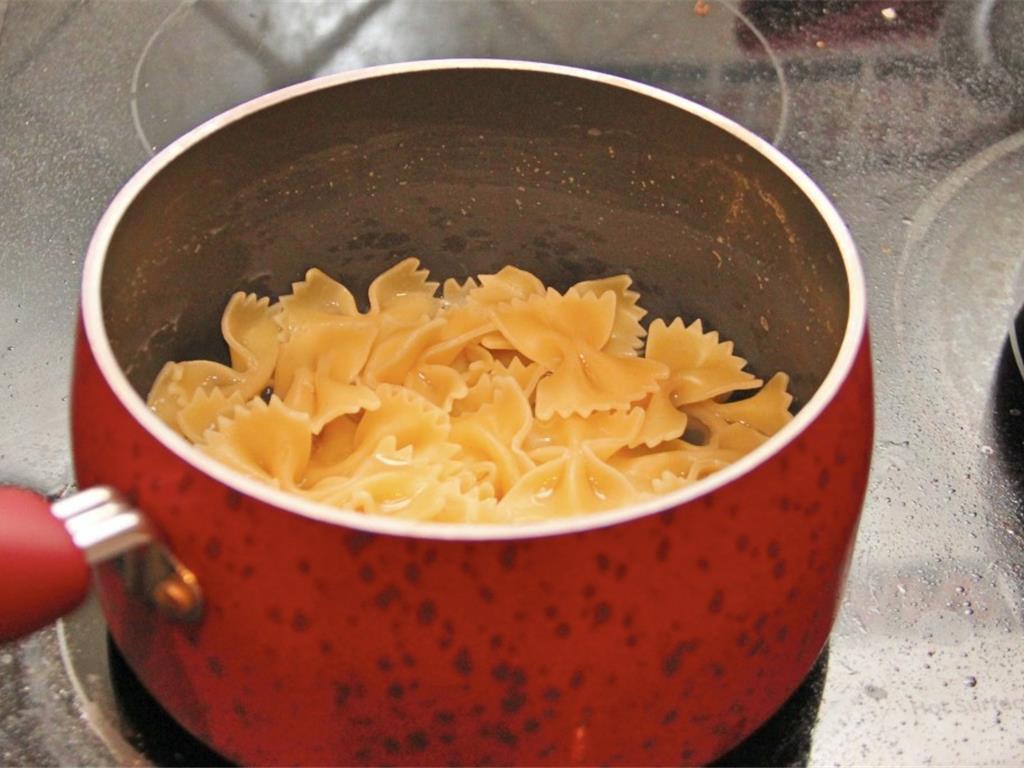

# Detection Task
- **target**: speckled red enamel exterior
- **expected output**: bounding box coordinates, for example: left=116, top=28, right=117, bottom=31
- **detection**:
left=72, top=319, right=872, bottom=766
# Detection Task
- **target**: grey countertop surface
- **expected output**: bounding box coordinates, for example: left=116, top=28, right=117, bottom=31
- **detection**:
left=2, top=0, right=1023, bottom=765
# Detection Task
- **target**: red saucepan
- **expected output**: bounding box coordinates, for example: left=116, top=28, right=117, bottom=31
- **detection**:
left=0, top=60, right=871, bottom=765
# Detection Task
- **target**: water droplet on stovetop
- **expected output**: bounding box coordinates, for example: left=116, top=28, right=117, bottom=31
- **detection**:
left=964, top=676, right=977, bottom=687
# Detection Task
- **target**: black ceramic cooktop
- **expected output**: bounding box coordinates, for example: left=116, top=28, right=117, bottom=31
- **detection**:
left=2, top=1, right=1023, bottom=765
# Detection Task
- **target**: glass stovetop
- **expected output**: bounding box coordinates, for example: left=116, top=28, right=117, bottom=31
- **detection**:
left=2, top=1, right=1023, bottom=765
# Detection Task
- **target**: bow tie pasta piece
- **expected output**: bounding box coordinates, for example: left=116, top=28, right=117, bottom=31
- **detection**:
left=611, top=441, right=744, bottom=494
left=405, top=304, right=496, bottom=408
left=646, top=317, right=762, bottom=406
left=451, top=376, right=535, bottom=496
left=176, top=388, right=245, bottom=443
left=147, top=359, right=246, bottom=431
left=457, top=359, right=544, bottom=414
left=524, top=408, right=644, bottom=464
left=441, top=276, right=479, bottom=307
left=275, top=319, right=379, bottom=432
left=497, top=444, right=637, bottom=521
left=630, top=389, right=690, bottom=449
left=422, top=304, right=495, bottom=366
left=433, top=482, right=500, bottom=523
left=703, top=372, right=793, bottom=435
left=404, top=364, right=469, bottom=411
left=201, top=396, right=312, bottom=488
left=147, top=293, right=279, bottom=430
left=572, top=274, right=647, bottom=356
left=338, top=384, right=454, bottom=477
left=305, top=415, right=358, bottom=485
left=306, top=438, right=457, bottom=520
left=276, top=268, right=359, bottom=332
left=683, top=372, right=794, bottom=452
left=367, top=257, right=440, bottom=323
left=471, top=266, right=547, bottom=350
left=494, top=289, right=667, bottom=419
left=470, top=265, right=546, bottom=309
left=222, top=292, right=281, bottom=399
left=363, top=317, right=446, bottom=386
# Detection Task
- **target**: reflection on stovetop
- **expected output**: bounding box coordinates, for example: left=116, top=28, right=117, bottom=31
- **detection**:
left=101, top=632, right=828, bottom=767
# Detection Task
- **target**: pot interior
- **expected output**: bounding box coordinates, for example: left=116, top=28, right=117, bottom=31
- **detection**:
left=99, top=65, right=850, bottom=411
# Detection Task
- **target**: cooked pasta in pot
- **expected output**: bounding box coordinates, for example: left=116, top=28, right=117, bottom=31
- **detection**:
left=147, top=259, right=793, bottom=523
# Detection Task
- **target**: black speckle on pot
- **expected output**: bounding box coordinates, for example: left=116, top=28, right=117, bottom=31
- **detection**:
left=708, top=590, right=724, bottom=614
left=375, top=584, right=401, bottom=608
left=345, top=531, right=374, bottom=555
left=404, top=562, right=421, bottom=583
left=291, top=612, right=310, bottom=632
left=663, top=640, right=699, bottom=677
left=656, top=537, right=670, bottom=562
left=499, top=544, right=518, bottom=570
left=495, top=724, right=518, bottom=746
left=388, top=682, right=405, bottom=699
left=593, top=602, right=612, bottom=625
left=502, top=690, right=526, bottom=714
left=204, top=538, right=222, bottom=559
left=406, top=731, right=429, bottom=752
left=334, top=683, right=352, bottom=706
left=417, top=600, right=436, bottom=625
left=555, top=622, right=571, bottom=638
left=454, top=647, right=473, bottom=676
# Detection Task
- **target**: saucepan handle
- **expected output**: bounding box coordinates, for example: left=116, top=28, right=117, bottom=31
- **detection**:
left=0, top=485, right=154, bottom=642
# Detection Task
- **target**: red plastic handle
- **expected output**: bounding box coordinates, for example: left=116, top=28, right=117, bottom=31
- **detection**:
left=0, top=486, right=90, bottom=641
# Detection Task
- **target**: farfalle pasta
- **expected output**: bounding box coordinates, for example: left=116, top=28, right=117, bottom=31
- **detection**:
left=147, top=258, right=794, bottom=523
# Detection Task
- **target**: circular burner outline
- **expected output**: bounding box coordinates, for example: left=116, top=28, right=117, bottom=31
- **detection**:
left=893, top=128, right=1024, bottom=412
left=129, top=0, right=789, bottom=156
